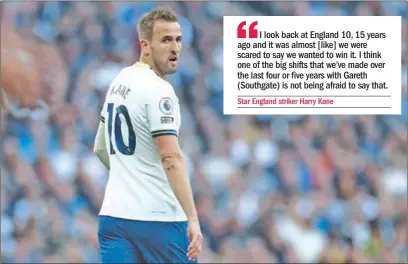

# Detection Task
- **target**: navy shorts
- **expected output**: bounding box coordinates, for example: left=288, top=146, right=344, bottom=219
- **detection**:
left=98, top=216, right=197, bottom=263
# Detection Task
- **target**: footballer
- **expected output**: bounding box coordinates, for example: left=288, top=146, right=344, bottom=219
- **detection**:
left=93, top=7, right=202, bottom=263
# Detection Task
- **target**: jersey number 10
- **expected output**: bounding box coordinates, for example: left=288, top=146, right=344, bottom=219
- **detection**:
left=107, top=103, right=136, bottom=155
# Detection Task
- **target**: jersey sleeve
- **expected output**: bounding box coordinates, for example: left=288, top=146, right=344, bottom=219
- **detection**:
left=100, top=89, right=110, bottom=124
left=146, top=84, right=180, bottom=138
left=100, top=101, right=106, bottom=124
left=100, top=78, right=117, bottom=124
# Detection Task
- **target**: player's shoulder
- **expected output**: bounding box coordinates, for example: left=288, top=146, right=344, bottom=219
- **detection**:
left=117, top=65, right=147, bottom=82
left=117, top=63, right=177, bottom=99
left=141, top=73, right=176, bottom=97
left=151, top=78, right=175, bottom=98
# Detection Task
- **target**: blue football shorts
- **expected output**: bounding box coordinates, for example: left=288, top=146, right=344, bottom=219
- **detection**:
left=98, top=215, right=197, bottom=263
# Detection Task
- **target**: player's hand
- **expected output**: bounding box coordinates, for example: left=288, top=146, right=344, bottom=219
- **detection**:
left=187, top=218, right=202, bottom=261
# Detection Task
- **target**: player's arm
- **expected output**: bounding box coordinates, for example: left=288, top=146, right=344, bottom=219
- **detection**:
left=154, top=135, right=198, bottom=220
left=147, top=89, right=198, bottom=221
left=93, top=116, right=110, bottom=170
left=154, top=134, right=202, bottom=260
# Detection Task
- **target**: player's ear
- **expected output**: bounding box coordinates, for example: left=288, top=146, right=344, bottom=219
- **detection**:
left=140, top=39, right=150, bottom=55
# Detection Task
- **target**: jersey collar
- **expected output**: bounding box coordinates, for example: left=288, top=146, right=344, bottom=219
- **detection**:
left=135, top=61, right=150, bottom=68
left=134, top=61, right=164, bottom=79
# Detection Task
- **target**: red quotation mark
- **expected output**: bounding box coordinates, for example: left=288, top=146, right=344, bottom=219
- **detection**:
left=237, top=21, right=258, bottom=38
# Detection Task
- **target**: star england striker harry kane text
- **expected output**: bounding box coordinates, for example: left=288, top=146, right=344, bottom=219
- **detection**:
left=93, top=7, right=203, bottom=263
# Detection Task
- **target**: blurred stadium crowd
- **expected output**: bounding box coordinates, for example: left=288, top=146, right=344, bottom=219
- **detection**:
left=1, top=1, right=407, bottom=263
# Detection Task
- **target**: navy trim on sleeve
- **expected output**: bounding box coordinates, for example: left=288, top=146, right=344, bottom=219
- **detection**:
left=151, top=129, right=177, bottom=138
left=100, top=116, right=105, bottom=123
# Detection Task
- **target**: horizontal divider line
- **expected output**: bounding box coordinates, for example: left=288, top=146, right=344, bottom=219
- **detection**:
left=237, top=107, right=392, bottom=108
left=237, top=95, right=391, bottom=97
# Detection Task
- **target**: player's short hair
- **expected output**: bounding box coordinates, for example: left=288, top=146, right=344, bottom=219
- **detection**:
left=137, top=7, right=178, bottom=41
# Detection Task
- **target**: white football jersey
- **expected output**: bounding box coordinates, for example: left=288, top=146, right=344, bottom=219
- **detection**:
left=98, top=62, right=187, bottom=222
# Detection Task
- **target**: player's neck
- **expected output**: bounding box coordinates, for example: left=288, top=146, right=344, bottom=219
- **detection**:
left=138, top=57, right=164, bottom=78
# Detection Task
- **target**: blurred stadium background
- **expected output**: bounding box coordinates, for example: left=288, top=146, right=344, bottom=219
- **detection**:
left=1, top=1, right=407, bottom=263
